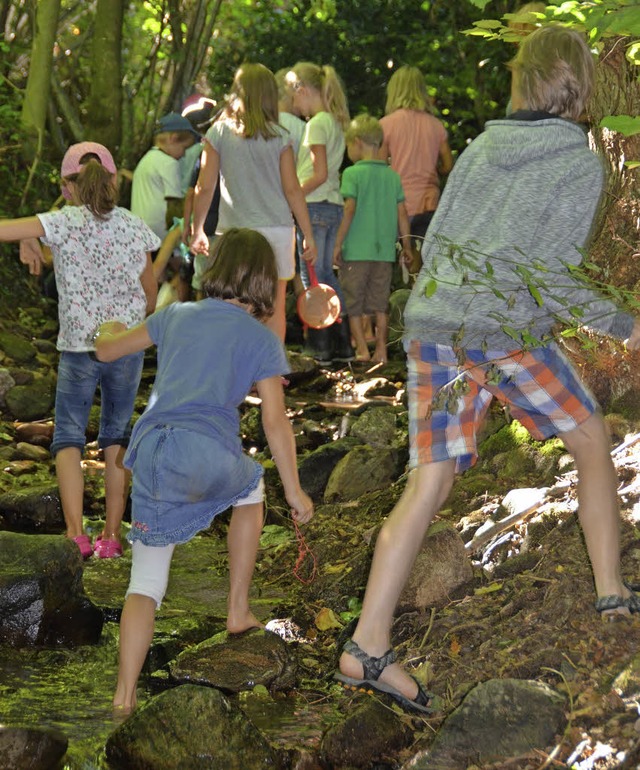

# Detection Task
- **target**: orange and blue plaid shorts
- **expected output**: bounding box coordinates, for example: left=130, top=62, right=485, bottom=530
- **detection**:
left=407, top=340, right=597, bottom=473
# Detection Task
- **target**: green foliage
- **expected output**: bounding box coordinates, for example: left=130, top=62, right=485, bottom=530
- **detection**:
left=600, top=114, right=640, bottom=136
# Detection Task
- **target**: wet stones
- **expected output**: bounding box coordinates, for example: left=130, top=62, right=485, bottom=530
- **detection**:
left=106, top=683, right=278, bottom=770
left=0, top=484, right=64, bottom=533
left=169, top=628, right=297, bottom=693
left=0, top=532, right=103, bottom=647
left=0, top=725, right=68, bottom=770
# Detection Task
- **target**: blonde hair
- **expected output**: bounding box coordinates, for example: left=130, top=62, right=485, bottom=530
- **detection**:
left=225, top=63, right=279, bottom=140
left=201, top=228, right=277, bottom=320
left=288, top=62, right=350, bottom=129
left=63, top=155, right=117, bottom=219
left=510, top=25, right=595, bottom=120
left=507, top=2, right=546, bottom=37
left=385, top=66, right=434, bottom=115
left=345, top=114, right=383, bottom=148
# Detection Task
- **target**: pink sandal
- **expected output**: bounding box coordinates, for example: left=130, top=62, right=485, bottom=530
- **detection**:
left=94, top=537, right=123, bottom=559
left=71, top=534, right=94, bottom=560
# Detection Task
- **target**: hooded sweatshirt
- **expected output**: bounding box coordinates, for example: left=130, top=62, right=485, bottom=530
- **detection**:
left=403, top=115, right=634, bottom=351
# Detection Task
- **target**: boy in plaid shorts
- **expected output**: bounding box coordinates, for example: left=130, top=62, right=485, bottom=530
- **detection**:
left=335, top=25, right=640, bottom=714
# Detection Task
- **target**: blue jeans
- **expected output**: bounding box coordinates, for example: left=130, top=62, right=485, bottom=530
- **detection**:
left=51, top=351, right=144, bottom=456
left=298, top=201, right=346, bottom=309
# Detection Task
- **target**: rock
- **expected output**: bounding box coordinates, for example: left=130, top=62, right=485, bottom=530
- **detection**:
left=105, top=684, right=278, bottom=769
left=0, top=532, right=103, bottom=647
left=0, top=331, right=37, bottom=363
left=321, top=698, right=412, bottom=768
left=0, top=367, right=16, bottom=405
left=0, top=484, right=64, bottom=533
left=15, top=421, right=54, bottom=447
left=14, top=442, right=50, bottom=461
left=298, top=438, right=358, bottom=502
left=404, top=679, right=565, bottom=769
left=349, top=407, right=397, bottom=447
left=32, top=339, right=58, bottom=355
left=324, top=446, right=397, bottom=502
left=169, top=628, right=297, bottom=693
left=4, top=379, right=55, bottom=421
left=388, top=288, right=411, bottom=349
left=1, top=460, right=38, bottom=476
left=0, top=725, right=68, bottom=770
left=398, top=521, right=473, bottom=612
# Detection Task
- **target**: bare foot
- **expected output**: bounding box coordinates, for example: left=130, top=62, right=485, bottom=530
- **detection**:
left=112, top=698, right=135, bottom=716
left=372, top=347, right=387, bottom=364
left=338, top=642, right=419, bottom=701
left=226, top=610, right=264, bottom=635
left=355, top=348, right=370, bottom=362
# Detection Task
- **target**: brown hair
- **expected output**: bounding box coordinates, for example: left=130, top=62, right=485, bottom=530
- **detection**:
left=510, top=25, right=595, bottom=120
left=225, top=63, right=280, bottom=140
left=201, top=228, right=278, bottom=320
left=385, top=65, right=434, bottom=115
left=63, top=154, right=117, bottom=218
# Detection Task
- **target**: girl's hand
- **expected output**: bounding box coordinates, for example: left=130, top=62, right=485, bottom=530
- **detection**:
left=301, top=238, right=317, bottom=265
left=332, top=244, right=342, bottom=268
left=19, top=239, right=45, bottom=276
left=190, top=229, right=210, bottom=256
left=182, top=220, right=193, bottom=245
left=287, top=488, right=314, bottom=524
left=626, top=319, right=640, bottom=351
left=98, top=321, right=127, bottom=337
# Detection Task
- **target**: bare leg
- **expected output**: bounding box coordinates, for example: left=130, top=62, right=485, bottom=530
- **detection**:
left=102, top=444, right=129, bottom=542
left=227, top=502, right=264, bottom=633
left=339, top=460, right=455, bottom=698
left=373, top=311, right=389, bottom=364
left=56, top=447, right=85, bottom=538
left=349, top=315, right=370, bottom=361
left=266, top=280, right=288, bottom=342
left=113, top=593, right=157, bottom=712
left=560, top=412, right=628, bottom=601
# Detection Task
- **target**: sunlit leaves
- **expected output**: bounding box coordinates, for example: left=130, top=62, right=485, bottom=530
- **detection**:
left=600, top=115, right=640, bottom=136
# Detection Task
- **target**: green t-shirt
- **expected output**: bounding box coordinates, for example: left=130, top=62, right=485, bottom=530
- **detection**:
left=341, top=160, right=404, bottom=262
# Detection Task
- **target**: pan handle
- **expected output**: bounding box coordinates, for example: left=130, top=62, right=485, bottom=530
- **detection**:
left=306, top=262, right=320, bottom=288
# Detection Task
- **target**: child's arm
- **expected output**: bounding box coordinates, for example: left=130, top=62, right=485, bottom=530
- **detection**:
left=256, top=375, right=314, bottom=524
left=182, top=187, right=195, bottom=244
left=332, top=197, right=356, bottom=267
left=0, top=217, right=46, bottom=274
left=140, top=253, right=158, bottom=315
left=280, top=146, right=317, bottom=264
left=437, top=138, right=454, bottom=175
left=153, top=227, right=183, bottom=283
left=300, top=144, right=328, bottom=197
left=191, top=143, right=220, bottom=255
left=94, top=321, right=154, bottom=362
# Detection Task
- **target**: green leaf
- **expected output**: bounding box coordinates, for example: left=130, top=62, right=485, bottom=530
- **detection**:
left=528, top=285, right=544, bottom=307
left=472, top=19, right=503, bottom=29
left=466, top=0, right=493, bottom=9
left=424, top=278, right=438, bottom=298
left=625, top=160, right=640, bottom=169
left=502, top=325, right=521, bottom=342
left=599, top=115, right=640, bottom=137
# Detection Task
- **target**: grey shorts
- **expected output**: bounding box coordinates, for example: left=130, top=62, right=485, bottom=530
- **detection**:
left=339, top=261, right=393, bottom=316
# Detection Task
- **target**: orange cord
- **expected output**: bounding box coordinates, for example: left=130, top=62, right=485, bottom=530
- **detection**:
left=292, top=517, right=317, bottom=584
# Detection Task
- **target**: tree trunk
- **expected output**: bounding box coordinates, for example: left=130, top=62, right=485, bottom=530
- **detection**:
left=86, top=0, right=125, bottom=152
left=20, top=0, right=61, bottom=152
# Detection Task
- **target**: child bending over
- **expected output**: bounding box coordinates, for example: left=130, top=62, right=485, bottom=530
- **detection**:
left=94, top=228, right=314, bottom=713
left=336, top=26, right=640, bottom=715
left=333, top=114, right=412, bottom=364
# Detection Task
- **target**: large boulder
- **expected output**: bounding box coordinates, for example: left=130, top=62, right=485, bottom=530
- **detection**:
left=4, top=377, right=55, bottom=421
left=105, top=684, right=278, bottom=770
left=0, top=485, right=64, bottom=534
left=324, top=446, right=397, bottom=503
left=0, top=725, right=68, bottom=770
left=0, top=532, right=103, bottom=647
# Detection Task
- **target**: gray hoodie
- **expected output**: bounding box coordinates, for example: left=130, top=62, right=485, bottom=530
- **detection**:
left=404, top=116, right=634, bottom=350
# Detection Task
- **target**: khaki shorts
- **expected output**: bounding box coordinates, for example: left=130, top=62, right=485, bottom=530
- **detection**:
left=339, top=260, right=393, bottom=316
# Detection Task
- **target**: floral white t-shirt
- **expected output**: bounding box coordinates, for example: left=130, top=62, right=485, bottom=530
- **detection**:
left=37, top=205, right=160, bottom=351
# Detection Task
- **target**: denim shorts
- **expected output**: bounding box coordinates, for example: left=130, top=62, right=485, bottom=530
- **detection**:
left=126, top=425, right=263, bottom=546
left=407, top=340, right=597, bottom=473
left=51, top=350, right=144, bottom=456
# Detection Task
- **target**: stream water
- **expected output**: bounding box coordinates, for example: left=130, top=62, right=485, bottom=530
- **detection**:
left=0, top=533, right=340, bottom=768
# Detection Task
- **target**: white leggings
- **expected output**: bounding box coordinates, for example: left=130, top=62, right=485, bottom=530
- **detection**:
left=125, top=478, right=265, bottom=607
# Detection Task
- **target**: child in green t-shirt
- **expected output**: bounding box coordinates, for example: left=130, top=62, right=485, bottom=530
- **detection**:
left=333, top=114, right=413, bottom=363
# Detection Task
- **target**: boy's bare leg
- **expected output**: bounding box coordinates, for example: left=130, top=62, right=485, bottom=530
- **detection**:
left=227, top=502, right=264, bottom=633
left=560, top=412, right=630, bottom=602
left=373, top=311, right=389, bottom=364
left=349, top=315, right=370, bottom=361
left=102, top=444, right=129, bottom=542
left=113, top=593, right=156, bottom=712
left=339, top=460, right=455, bottom=698
left=266, top=280, right=288, bottom=342
left=56, top=447, right=85, bottom=538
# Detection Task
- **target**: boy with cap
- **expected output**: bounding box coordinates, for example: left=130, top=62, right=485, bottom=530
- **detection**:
left=131, top=112, right=199, bottom=242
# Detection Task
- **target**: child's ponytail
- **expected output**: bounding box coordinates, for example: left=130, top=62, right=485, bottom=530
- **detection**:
left=291, top=61, right=350, bottom=130
left=71, top=156, right=118, bottom=219
left=320, top=65, right=350, bottom=130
